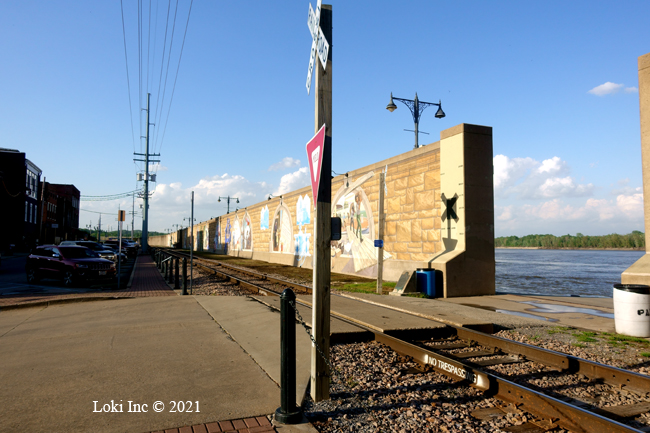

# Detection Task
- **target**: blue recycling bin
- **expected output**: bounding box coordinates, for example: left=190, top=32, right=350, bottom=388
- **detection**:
left=416, top=268, right=438, bottom=297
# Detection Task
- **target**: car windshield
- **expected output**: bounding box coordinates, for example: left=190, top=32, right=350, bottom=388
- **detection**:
left=58, top=247, right=99, bottom=259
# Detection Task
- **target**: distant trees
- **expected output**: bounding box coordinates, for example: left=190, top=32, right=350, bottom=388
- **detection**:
left=495, top=231, right=645, bottom=249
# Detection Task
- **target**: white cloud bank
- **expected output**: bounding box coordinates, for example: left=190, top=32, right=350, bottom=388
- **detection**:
left=495, top=192, right=643, bottom=235
left=494, top=155, right=594, bottom=199
left=588, top=82, right=638, bottom=96
left=269, top=157, right=301, bottom=171
left=275, top=167, right=309, bottom=195
left=493, top=155, right=643, bottom=236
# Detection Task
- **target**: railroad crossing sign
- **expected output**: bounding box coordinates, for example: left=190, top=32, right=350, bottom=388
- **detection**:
left=306, top=0, right=330, bottom=94
left=306, top=124, right=327, bottom=208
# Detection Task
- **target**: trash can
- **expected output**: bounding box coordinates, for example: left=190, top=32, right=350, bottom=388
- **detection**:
left=613, top=284, right=650, bottom=337
left=416, top=269, right=438, bottom=298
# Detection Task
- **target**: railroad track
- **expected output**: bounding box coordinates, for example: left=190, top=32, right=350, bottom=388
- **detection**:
left=154, top=248, right=650, bottom=432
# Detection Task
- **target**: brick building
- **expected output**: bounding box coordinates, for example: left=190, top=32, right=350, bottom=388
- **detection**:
left=40, top=183, right=81, bottom=244
left=0, top=148, right=42, bottom=252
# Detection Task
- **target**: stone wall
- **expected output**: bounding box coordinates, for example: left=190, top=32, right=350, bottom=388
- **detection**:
left=149, top=123, right=495, bottom=297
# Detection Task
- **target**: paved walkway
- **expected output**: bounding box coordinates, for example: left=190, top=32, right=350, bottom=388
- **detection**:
left=0, top=254, right=175, bottom=309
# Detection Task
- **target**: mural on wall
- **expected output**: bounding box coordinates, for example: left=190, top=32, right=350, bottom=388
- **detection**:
left=232, top=216, right=241, bottom=251
left=214, top=219, right=221, bottom=250
left=242, top=212, right=253, bottom=250
left=294, top=195, right=311, bottom=266
left=271, top=205, right=293, bottom=253
left=260, top=205, right=269, bottom=230
left=225, top=218, right=231, bottom=246
left=332, top=171, right=391, bottom=273
left=203, top=225, right=210, bottom=251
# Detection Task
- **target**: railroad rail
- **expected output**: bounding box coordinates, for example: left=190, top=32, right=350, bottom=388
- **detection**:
left=152, top=248, right=650, bottom=432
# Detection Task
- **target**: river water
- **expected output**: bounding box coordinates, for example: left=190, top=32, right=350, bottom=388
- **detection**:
left=495, top=249, right=645, bottom=298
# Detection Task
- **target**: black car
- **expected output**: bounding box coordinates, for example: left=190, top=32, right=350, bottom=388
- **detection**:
left=103, top=240, right=137, bottom=257
left=59, top=240, right=117, bottom=263
left=25, top=245, right=116, bottom=287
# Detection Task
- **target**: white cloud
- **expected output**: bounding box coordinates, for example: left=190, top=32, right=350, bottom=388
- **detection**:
left=493, top=154, right=536, bottom=190
left=148, top=163, right=168, bottom=172
left=538, top=176, right=593, bottom=198
left=494, top=155, right=592, bottom=199
left=587, top=82, right=637, bottom=96
left=269, top=157, right=301, bottom=171
left=494, top=193, right=644, bottom=236
left=275, top=167, right=309, bottom=195
left=588, top=82, right=624, bottom=96
left=537, top=156, right=565, bottom=174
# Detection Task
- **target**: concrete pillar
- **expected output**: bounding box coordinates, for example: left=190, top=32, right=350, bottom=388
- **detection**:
left=622, top=52, right=650, bottom=284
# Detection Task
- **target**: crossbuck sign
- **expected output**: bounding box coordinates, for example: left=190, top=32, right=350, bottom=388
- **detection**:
left=306, top=0, right=330, bottom=94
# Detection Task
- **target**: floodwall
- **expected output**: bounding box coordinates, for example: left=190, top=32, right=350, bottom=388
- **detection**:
left=149, top=123, right=495, bottom=297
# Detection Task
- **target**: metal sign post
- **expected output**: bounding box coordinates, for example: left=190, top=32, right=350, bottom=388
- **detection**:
left=376, top=173, right=385, bottom=294
left=190, top=191, right=194, bottom=295
left=118, top=209, right=125, bottom=289
left=305, top=1, right=332, bottom=403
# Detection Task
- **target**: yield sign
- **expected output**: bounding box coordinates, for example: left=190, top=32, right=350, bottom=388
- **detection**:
left=306, top=124, right=327, bottom=208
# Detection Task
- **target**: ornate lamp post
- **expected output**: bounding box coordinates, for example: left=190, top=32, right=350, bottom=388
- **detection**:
left=218, top=196, right=239, bottom=214
left=386, top=92, right=446, bottom=149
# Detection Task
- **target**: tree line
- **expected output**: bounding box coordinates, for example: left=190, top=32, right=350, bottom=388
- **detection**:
left=495, top=231, right=645, bottom=249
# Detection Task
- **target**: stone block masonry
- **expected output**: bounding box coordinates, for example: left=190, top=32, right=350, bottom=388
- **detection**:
left=149, top=123, right=495, bottom=297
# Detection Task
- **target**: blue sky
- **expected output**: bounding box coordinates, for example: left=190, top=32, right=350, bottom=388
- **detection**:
left=1, top=1, right=648, bottom=237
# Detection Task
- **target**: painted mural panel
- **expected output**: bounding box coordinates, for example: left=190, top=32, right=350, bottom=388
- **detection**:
left=224, top=218, right=232, bottom=249
left=260, top=205, right=269, bottom=230
left=232, top=217, right=241, bottom=251
left=242, top=212, right=253, bottom=250
left=332, top=172, right=391, bottom=273
left=271, top=205, right=293, bottom=253
left=203, top=225, right=210, bottom=251
left=294, top=194, right=311, bottom=266
left=214, top=219, right=221, bottom=250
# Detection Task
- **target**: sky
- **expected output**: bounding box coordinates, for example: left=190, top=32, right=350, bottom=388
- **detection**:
left=1, top=1, right=648, bottom=237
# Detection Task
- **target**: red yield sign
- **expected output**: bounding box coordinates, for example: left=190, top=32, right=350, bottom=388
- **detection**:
left=306, top=124, right=327, bottom=208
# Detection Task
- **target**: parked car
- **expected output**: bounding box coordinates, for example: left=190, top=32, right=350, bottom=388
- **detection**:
left=104, top=240, right=137, bottom=257
left=99, top=244, right=128, bottom=263
left=59, top=241, right=117, bottom=263
left=25, top=245, right=116, bottom=287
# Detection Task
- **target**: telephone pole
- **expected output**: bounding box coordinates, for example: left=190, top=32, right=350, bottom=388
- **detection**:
left=134, top=93, right=160, bottom=253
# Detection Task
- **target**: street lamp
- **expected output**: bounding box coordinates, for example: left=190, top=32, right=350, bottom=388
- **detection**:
left=218, top=196, right=239, bottom=214
left=386, top=92, right=445, bottom=149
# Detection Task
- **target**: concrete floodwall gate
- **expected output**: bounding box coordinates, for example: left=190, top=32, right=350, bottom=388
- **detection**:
left=149, top=123, right=495, bottom=297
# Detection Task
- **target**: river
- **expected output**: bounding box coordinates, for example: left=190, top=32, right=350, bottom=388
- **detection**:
left=495, top=249, right=645, bottom=297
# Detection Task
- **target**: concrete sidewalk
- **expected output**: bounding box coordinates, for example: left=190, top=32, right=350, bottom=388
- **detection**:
left=0, top=296, right=281, bottom=433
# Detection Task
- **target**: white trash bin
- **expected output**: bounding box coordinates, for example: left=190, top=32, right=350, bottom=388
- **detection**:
left=613, top=284, right=650, bottom=337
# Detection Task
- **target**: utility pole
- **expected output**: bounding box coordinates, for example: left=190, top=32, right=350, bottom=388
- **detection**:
left=39, top=176, right=45, bottom=245
left=131, top=192, right=135, bottom=241
left=310, top=3, right=332, bottom=403
left=190, top=191, right=194, bottom=294
left=97, top=214, right=102, bottom=243
left=134, top=93, right=160, bottom=253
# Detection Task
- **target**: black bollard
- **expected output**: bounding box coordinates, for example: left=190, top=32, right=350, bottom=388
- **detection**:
left=182, top=258, right=188, bottom=296
left=168, top=257, right=174, bottom=284
left=174, top=258, right=180, bottom=290
left=275, top=289, right=303, bottom=424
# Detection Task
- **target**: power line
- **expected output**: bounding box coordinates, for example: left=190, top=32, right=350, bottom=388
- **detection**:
left=120, top=0, right=137, bottom=158
left=153, top=0, right=179, bottom=155
left=157, top=0, right=193, bottom=155
left=81, top=190, right=140, bottom=201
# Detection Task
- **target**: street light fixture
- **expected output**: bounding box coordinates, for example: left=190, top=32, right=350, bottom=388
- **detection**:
left=386, top=92, right=445, bottom=149
left=218, top=196, right=239, bottom=214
